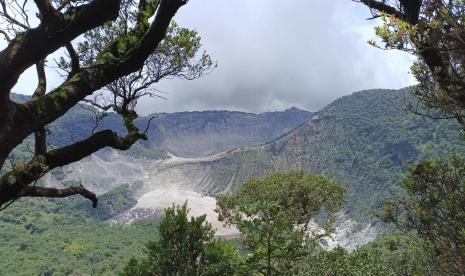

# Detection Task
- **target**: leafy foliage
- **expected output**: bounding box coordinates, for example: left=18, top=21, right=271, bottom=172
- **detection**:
left=382, top=155, right=465, bottom=275
left=0, top=197, right=159, bottom=275
left=217, top=171, right=345, bottom=275
left=363, top=0, right=465, bottom=126
left=295, top=234, right=434, bottom=276
left=122, top=203, right=245, bottom=275
left=64, top=5, right=215, bottom=119
left=209, top=89, right=465, bottom=221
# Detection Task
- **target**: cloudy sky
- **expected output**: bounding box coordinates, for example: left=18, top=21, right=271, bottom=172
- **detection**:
left=10, top=0, right=416, bottom=114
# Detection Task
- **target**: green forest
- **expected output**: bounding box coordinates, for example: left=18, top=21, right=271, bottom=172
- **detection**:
left=0, top=170, right=452, bottom=275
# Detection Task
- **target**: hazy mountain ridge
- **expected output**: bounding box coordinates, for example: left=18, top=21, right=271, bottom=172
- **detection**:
left=9, top=93, right=313, bottom=158
left=205, top=89, right=465, bottom=220
left=138, top=107, right=313, bottom=157
left=13, top=90, right=465, bottom=223
left=10, top=89, right=465, bottom=247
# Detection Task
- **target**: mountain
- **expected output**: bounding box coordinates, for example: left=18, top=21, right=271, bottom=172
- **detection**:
left=8, top=89, right=465, bottom=247
left=43, top=89, right=465, bottom=232
left=8, top=88, right=460, bottom=274
left=9, top=93, right=313, bottom=158
left=137, top=107, right=312, bottom=157
left=201, top=89, right=463, bottom=213
left=204, top=89, right=465, bottom=220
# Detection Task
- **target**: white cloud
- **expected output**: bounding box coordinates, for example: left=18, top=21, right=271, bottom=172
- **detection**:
left=137, top=0, right=417, bottom=114
left=5, top=0, right=417, bottom=114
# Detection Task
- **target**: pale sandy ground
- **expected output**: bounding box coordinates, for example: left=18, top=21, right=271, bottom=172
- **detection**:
left=48, top=149, right=376, bottom=244
left=134, top=188, right=238, bottom=236
left=322, top=217, right=378, bottom=251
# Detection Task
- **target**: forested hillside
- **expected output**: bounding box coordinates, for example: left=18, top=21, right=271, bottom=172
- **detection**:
left=207, top=89, right=465, bottom=220
left=3, top=89, right=465, bottom=274
left=0, top=187, right=159, bottom=275
left=9, top=93, right=313, bottom=158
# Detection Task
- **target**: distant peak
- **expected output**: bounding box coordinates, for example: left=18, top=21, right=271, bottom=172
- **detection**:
left=286, top=107, right=304, bottom=112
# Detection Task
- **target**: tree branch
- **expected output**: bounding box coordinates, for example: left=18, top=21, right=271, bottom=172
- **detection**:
left=1, top=0, right=185, bottom=165
left=33, top=61, right=47, bottom=99
left=0, top=0, right=187, bottom=207
left=33, top=0, right=60, bottom=24
left=0, top=128, right=146, bottom=207
left=357, top=0, right=422, bottom=24
left=0, top=0, right=30, bottom=29
left=22, top=185, right=98, bottom=207
left=81, top=98, right=114, bottom=111
left=24, top=0, right=185, bottom=134
left=0, top=29, right=11, bottom=42
left=0, top=0, right=121, bottom=99
left=356, top=0, right=405, bottom=20
left=65, top=42, right=80, bottom=76
left=32, top=60, right=47, bottom=156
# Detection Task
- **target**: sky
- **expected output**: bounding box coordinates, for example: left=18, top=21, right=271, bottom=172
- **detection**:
left=8, top=0, right=417, bottom=114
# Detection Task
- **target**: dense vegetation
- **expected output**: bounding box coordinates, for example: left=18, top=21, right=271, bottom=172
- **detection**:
left=0, top=182, right=441, bottom=275
left=209, top=89, right=465, bottom=221
left=216, top=171, right=345, bottom=275
left=295, top=234, right=433, bottom=276
left=0, top=188, right=158, bottom=275
left=3, top=88, right=465, bottom=274
left=121, top=172, right=442, bottom=276
left=122, top=203, right=245, bottom=276
left=381, top=155, right=465, bottom=275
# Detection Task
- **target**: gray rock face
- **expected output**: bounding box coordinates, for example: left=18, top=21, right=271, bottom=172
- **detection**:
left=11, top=93, right=312, bottom=158
left=41, top=89, right=464, bottom=248
left=138, top=108, right=313, bottom=157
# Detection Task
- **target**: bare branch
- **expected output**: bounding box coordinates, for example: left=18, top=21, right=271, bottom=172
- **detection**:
left=0, top=29, right=11, bottom=41
left=0, top=0, right=121, bottom=98
left=81, top=98, right=114, bottom=111
left=65, top=42, right=80, bottom=75
left=143, top=114, right=157, bottom=135
left=0, top=0, right=30, bottom=29
left=33, top=0, right=60, bottom=24
left=32, top=60, right=47, bottom=156
left=23, top=185, right=98, bottom=207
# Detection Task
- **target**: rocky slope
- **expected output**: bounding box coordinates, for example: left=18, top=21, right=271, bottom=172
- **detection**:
left=43, top=88, right=465, bottom=247
left=10, top=93, right=312, bottom=158
left=6, top=93, right=312, bottom=169
left=46, top=107, right=313, bottom=158
left=139, top=108, right=312, bottom=157
left=205, top=89, right=465, bottom=220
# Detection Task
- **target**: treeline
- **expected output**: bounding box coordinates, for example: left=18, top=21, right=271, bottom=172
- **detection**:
left=122, top=168, right=464, bottom=275
left=2, top=163, right=463, bottom=275
left=0, top=186, right=158, bottom=275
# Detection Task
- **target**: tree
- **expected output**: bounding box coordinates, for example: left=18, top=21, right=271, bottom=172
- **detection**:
left=294, top=235, right=433, bottom=276
left=380, top=155, right=465, bottom=275
left=295, top=246, right=393, bottom=276
left=356, top=2, right=465, bottom=273
left=216, top=171, right=346, bottom=275
left=200, top=240, right=246, bottom=276
left=356, top=0, right=465, bottom=128
left=0, top=0, right=213, bottom=208
left=121, top=203, right=245, bottom=276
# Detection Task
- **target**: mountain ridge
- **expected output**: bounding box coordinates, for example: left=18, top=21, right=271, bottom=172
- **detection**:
left=5, top=93, right=313, bottom=168
left=10, top=88, right=465, bottom=246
